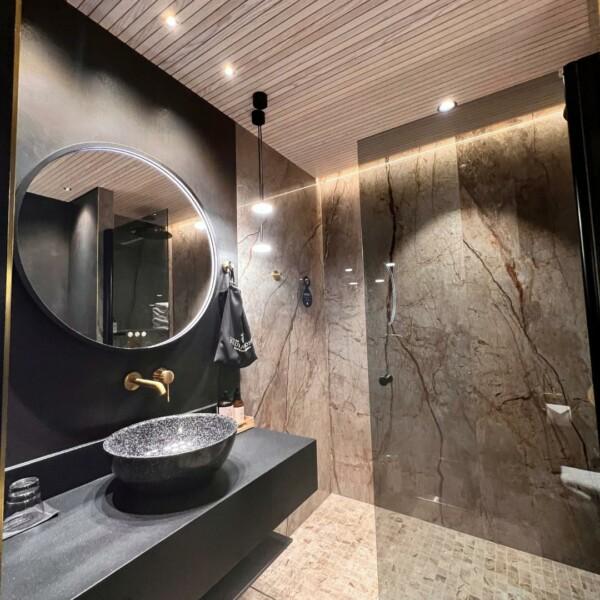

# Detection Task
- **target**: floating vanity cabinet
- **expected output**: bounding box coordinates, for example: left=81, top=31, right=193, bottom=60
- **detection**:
left=2, top=429, right=317, bottom=600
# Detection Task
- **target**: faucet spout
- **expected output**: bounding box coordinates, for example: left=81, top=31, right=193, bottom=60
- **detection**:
left=124, top=372, right=167, bottom=396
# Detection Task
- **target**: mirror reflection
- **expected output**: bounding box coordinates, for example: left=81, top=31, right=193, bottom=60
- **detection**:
left=17, top=147, right=215, bottom=348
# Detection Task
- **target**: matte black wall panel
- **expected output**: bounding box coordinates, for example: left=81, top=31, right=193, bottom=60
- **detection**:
left=68, top=189, right=101, bottom=340
left=18, top=193, right=74, bottom=320
left=9, top=0, right=238, bottom=465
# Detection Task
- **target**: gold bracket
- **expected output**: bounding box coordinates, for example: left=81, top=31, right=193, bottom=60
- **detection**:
left=124, top=371, right=142, bottom=391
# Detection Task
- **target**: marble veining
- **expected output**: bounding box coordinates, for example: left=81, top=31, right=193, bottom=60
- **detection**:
left=236, top=126, right=332, bottom=532
left=358, top=108, right=600, bottom=572
left=320, top=175, right=374, bottom=503
left=237, top=105, right=600, bottom=574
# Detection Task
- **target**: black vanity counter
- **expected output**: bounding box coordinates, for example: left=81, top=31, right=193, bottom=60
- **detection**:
left=2, top=428, right=317, bottom=600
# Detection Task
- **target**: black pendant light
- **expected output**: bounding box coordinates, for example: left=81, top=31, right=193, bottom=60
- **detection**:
left=251, top=91, right=272, bottom=253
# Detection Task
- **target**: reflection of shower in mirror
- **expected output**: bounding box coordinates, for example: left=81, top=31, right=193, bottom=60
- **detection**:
left=16, top=145, right=216, bottom=349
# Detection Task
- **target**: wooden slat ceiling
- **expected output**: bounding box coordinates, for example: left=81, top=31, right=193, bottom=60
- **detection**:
left=68, top=0, right=599, bottom=177
left=29, top=150, right=201, bottom=224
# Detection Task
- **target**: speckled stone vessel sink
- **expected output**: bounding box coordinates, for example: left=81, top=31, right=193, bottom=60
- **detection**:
left=103, top=414, right=237, bottom=492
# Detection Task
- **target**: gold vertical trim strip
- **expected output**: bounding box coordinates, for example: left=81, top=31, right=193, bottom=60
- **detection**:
left=0, top=0, right=22, bottom=565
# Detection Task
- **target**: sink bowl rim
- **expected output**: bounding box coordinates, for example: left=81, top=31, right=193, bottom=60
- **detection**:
left=103, top=413, right=238, bottom=461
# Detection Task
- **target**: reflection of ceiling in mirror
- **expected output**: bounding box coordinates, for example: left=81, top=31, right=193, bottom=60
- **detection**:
left=28, top=150, right=202, bottom=225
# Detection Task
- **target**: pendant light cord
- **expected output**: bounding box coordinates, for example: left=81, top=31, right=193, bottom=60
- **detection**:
left=257, top=123, right=264, bottom=241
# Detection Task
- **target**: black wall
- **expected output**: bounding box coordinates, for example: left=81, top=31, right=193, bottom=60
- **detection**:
left=68, top=188, right=101, bottom=340
left=8, top=0, right=238, bottom=465
left=19, top=192, right=74, bottom=322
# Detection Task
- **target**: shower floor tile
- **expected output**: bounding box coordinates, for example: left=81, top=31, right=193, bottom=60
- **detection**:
left=240, top=494, right=600, bottom=600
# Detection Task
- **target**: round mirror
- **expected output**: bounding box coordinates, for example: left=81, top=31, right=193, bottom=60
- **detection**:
left=16, top=146, right=216, bottom=349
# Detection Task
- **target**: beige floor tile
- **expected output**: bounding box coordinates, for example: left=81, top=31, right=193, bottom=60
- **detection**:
left=243, top=494, right=600, bottom=600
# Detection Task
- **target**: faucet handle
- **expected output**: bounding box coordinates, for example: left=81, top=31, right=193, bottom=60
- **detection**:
left=153, top=368, right=174, bottom=402
left=153, top=368, right=174, bottom=384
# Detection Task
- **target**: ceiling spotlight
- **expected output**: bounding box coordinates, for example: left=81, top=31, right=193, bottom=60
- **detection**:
left=194, top=220, right=206, bottom=231
left=252, top=202, right=273, bottom=215
left=344, top=268, right=353, bottom=273
left=437, top=99, right=457, bottom=113
left=223, top=64, right=236, bottom=79
left=348, top=281, right=358, bottom=286
left=254, top=242, right=272, bottom=254
left=375, top=278, right=385, bottom=283
left=165, top=15, right=178, bottom=29
left=63, top=186, right=72, bottom=191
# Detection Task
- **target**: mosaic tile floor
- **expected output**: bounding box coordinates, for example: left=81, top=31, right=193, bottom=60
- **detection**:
left=240, top=494, right=600, bottom=600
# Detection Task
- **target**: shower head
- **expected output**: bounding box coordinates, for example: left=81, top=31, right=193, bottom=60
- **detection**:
left=129, top=221, right=172, bottom=240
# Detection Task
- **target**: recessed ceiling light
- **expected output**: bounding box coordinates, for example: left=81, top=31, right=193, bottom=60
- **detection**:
left=348, top=281, right=358, bottom=286
left=375, top=278, right=385, bottom=283
left=223, top=64, right=236, bottom=79
left=254, top=242, right=272, bottom=254
left=252, top=202, right=272, bottom=215
left=63, top=186, right=72, bottom=191
left=194, top=220, right=206, bottom=231
left=344, top=268, right=353, bottom=272
left=165, top=15, right=178, bottom=29
left=384, top=262, right=395, bottom=268
left=437, top=99, right=457, bottom=113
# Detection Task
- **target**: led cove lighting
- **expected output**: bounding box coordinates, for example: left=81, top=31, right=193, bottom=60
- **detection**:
left=252, top=202, right=273, bottom=215
left=223, top=64, right=236, bottom=78
left=236, top=109, right=563, bottom=208
left=437, top=99, right=457, bottom=113
left=254, top=242, right=272, bottom=254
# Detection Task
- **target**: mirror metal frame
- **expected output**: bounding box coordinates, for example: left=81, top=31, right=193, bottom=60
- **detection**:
left=14, top=142, right=218, bottom=351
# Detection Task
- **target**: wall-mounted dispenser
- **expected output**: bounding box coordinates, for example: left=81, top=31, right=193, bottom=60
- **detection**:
left=301, top=276, right=313, bottom=307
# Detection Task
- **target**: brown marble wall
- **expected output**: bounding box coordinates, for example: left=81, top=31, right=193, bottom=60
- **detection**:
left=319, top=175, right=374, bottom=503
left=236, top=125, right=332, bottom=533
left=358, top=108, right=600, bottom=573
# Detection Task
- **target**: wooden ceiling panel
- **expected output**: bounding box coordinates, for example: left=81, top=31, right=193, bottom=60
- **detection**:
left=69, top=0, right=599, bottom=176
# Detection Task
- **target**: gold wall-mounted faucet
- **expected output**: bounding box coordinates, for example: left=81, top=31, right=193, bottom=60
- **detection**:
left=124, top=368, right=175, bottom=401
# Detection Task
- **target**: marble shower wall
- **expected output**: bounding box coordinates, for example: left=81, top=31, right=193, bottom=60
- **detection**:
left=358, top=108, right=600, bottom=573
left=236, top=125, right=332, bottom=532
left=319, top=175, right=374, bottom=503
